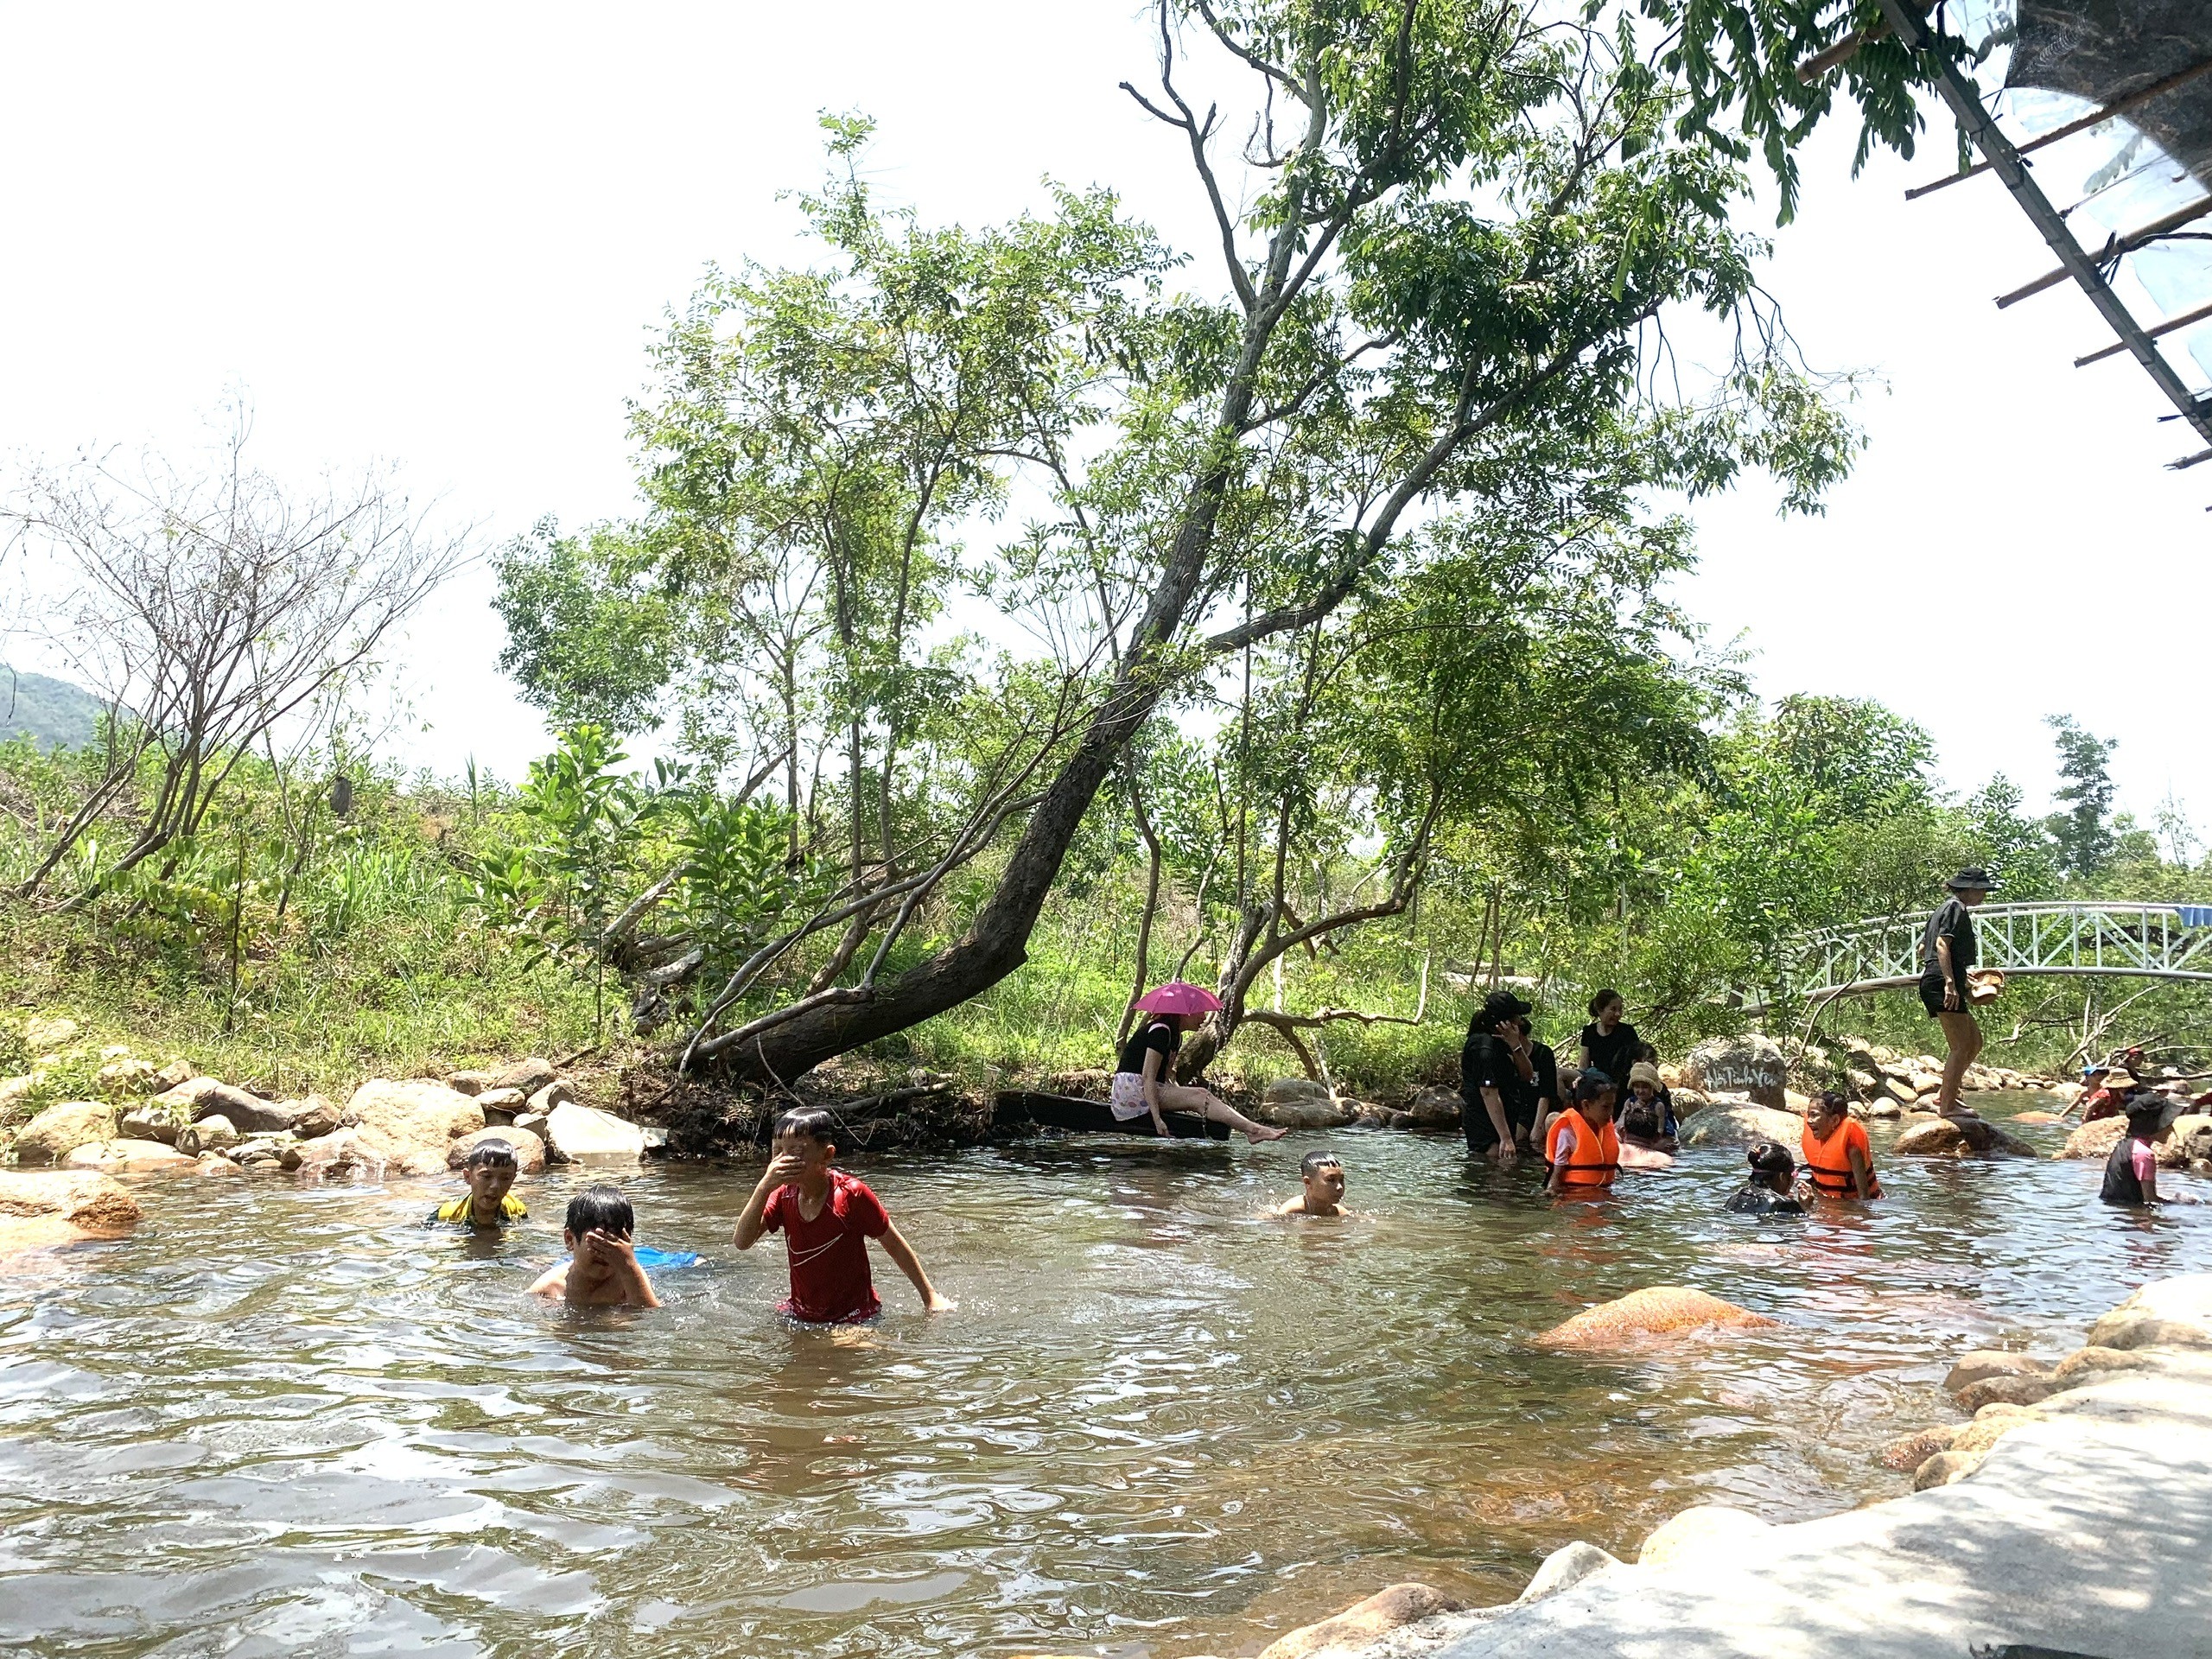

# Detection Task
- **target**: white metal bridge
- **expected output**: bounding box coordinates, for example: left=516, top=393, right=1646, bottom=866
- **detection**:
left=1792, top=902, right=2212, bottom=998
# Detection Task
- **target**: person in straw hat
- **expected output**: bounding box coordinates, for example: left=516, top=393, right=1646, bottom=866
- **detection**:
left=1922, top=868, right=1998, bottom=1120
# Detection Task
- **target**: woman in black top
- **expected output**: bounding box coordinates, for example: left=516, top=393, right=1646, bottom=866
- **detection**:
left=1922, top=868, right=1996, bottom=1120
left=1110, top=1014, right=1285, bottom=1141
left=1575, top=989, right=1640, bottom=1086
left=1725, top=1141, right=1807, bottom=1216
left=1460, top=990, right=1534, bottom=1166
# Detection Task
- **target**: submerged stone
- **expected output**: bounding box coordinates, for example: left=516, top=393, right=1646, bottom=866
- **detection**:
left=1535, top=1286, right=1777, bottom=1350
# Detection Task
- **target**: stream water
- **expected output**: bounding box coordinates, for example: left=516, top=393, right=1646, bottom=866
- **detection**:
left=4, top=1096, right=2209, bottom=1658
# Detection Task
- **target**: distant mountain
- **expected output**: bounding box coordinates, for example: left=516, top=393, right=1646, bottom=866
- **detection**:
left=0, top=665, right=111, bottom=750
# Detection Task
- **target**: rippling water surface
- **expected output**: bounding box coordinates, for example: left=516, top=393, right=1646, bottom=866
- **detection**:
left=4, top=1097, right=2209, bottom=1657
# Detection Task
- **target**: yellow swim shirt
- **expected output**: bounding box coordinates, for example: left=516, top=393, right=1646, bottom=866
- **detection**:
left=431, top=1194, right=529, bottom=1226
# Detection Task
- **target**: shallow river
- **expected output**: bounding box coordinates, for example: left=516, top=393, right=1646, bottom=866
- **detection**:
left=5, top=1097, right=2209, bottom=1658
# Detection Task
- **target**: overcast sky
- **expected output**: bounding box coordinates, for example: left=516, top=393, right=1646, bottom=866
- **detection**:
left=2, top=3, right=2204, bottom=828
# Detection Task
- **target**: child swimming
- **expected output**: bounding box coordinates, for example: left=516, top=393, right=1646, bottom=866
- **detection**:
left=1274, top=1150, right=1349, bottom=1216
left=528, top=1185, right=662, bottom=1306
left=732, top=1109, right=952, bottom=1322
left=429, top=1138, right=527, bottom=1228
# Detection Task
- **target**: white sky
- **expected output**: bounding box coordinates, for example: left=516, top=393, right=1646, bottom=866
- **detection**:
left=1, top=3, right=2205, bottom=825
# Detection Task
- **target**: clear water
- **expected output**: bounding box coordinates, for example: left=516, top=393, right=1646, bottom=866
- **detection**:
left=3, top=1097, right=2208, bottom=1659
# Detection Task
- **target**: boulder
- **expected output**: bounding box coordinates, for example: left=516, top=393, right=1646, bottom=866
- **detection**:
left=232, top=1136, right=304, bottom=1172
left=118, top=1103, right=183, bottom=1145
left=474, top=1086, right=528, bottom=1119
left=1637, top=1504, right=1772, bottom=1567
left=1955, top=1371, right=2059, bottom=1412
left=22, top=1014, right=79, bottom=1051
left=1263, top=1077, right=1332, bottom=1103
left=1255, top=1094, right=1359, bottom=1130
left=448, top=1126, right=548, bottom=1174
left=1677, top=1103, right=1804, bottom=1151
left=2012, top=1110, right=2064, bottom=1126
left=293, top=1128, right=385, bottom=1180
left=2158, top=1112, right=2212, bottom=1169
left=1535, top=1286, right=1777, bottom=1350
left=544, top=1102, right=647, bottom=1164
left=176, top=1115, right=239, bottom=1156
left=1893, top=1117, right=2037, bottom=1158
left=447, top=1071, right=493, bottom=1096
left=1912, top=1448, right=1986, bottom=1490
left=341, top=1079, right=485, bottom=1176
left=513, top=1110, right=550, bottom=1139
left=1669, top=1086, right=1711, bottom=1117
left=488, top=1057, right=557, bottom=1096
left=281, top=1096, right=342, bottom=1139
left=12, top=1100, right=117, bottom=1165
left=1908, top=1070, right=1943, bottom=1096
left=2085, top=1274, right=2212, bottom=1351
left=2062, top=1116, right=2129, bottom=1162
left=1878, top=1425, right=1961, bottom=1471
left=1877, top=1076, right=1919, bottom=1109
left=1682, top=1035, right=1788, bottom=1108
left=1860, top=1096, right=1904, bottom=1120
left=526, top=1079, right=576, bottom=1116
left=1659, top=1064, right=1685, bottom=1089
left=66, top=1138, right=198, bottom=1173
left=2050, top=1344, right=2159, bottom=1383
left=1400, top=1087, right=1464, bottom=1130
left=151, top=1058, right=195, bottom=1091
left=1954, top=1402, right=2046, bottom=1455
left=154, top=1077, right=257, bottom=1122
left=95, top=1058, right=161, bottom=1096
left=1517, top=1541, right=1619, bottom=1603
left=1256, top=1583, right=1465, bottom=1659
left=1943, top=1351, right=2051, bottom=1394
left=194, top=1152, right=242, bottom=1176
left=0, top=1167, right=141, bottom=1252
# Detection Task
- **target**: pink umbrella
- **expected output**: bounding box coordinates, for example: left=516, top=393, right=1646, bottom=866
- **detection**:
left=1133, top=980, right=1222, bottom=1014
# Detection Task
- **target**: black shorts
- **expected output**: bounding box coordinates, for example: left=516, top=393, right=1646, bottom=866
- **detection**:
left=1919, top=970, right=1966, bottom=1019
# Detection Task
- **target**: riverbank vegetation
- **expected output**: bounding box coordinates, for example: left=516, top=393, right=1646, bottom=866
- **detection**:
left=3, top=2, right=2205, bottom=1122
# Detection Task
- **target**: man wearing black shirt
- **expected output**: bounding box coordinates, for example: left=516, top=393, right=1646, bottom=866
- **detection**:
left=1504, top=1016, right=1558, bottom=1153
left=1460, top=990, right=1532, bottom=1166
left=1922, top=868, right=1997, bottom=1119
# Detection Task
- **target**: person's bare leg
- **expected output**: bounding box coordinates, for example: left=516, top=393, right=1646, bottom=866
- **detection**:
left=1936, top=1011, right=1983, bottom=1117
left=1160, top=1082, right=1286, bottom=1142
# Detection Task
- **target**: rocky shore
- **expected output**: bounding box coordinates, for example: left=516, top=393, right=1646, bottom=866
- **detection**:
left=1262, top=1274, right=2212, bottom=1659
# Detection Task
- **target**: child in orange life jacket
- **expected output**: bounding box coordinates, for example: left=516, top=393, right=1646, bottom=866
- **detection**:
left=1800, top=1090, right=1881, bottom=1199
left=1547, top=1071, right=1621, bottom=1197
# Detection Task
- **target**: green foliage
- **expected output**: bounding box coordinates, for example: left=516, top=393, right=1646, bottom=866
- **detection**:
left=2044, top=713, right=2119, bottom=880
left=493, top=520, right=681, bottom=734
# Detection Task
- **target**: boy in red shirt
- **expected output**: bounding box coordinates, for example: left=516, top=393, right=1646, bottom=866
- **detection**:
left=733, top=1109, right=952, bottom=1322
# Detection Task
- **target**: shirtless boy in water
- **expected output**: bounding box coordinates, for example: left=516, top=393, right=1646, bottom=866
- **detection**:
left=528, top=1185, right=662, bottom=1306
left=1274, top=1151, right=1349, bottom=1217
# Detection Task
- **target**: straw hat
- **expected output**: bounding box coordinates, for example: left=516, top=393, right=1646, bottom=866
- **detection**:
left=2106, top=1068, right=2140, bottom=1090
left=1627, top=1060, right=1663, bottom=1090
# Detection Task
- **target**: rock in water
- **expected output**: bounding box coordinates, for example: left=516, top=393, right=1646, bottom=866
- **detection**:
left=67, top=1138, right=198, bottom=1173
left=1262, top=1077, right=1331, bottom=1103
left=1682, top=1035, right=1788, bottom=1108
left=2050, top=1344, right=2158, bottom=1383
left=12, top=1101, right=117, bottom=1166
left=2158, top=1112, right=2212, bottom=1169
left=1955, top=1371, right=2058, bottom=1412
left=0, top=1168, right=142, bottom=1254
left=1256, top=1583, right=1465, bottom=1659
left=448, top=1126, right=548, bottom=1174
left=1516, top=1541, right=1620, bottom=1602
left=1894, top=1117, right=2037, bottom=1158
left=2086, top=1274, right=2212, bottom=1351
left=1402, top=1086, right=1465, bottom=1129
left=544, top=1102, right=647, bottom=1164
left=1637, top=1504, right=1772, bottom=1567
left=1677, top=1103, right=1804, bottom=1150
left=2062, top=1116, right=2128, bottom=1161
left=293, top=1128, right=385, bottom=1181
left=1255, top=1095, right=1357, bottom=1129
left=1878, top=1425, right=1962, bottom=1471
left=1912, top=1448, right=1986, bottom=1490
left=342, top=1080, right=485, bottom=1176
left=1536, top=1286, right=1777, bottom=1350
left=1943, top=1350, right=2051, bottom=1394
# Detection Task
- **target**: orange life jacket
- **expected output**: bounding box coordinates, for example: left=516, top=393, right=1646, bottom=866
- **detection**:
left=1547, top=1111, right=1620, bottom=1189
left=1802, top=1117, right=1881, bottom=1198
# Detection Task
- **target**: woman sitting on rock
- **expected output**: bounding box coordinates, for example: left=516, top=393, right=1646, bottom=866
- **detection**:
left=1800, top=1090, right=1881, bottom=1200
left=1112, top=1009, right=1285, bottom=1142
left=1725, top=1141, right=1807, bottom=1215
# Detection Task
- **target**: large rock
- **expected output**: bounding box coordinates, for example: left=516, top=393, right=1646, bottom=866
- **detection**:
left=1263, top=1077, right=1332, bottom=1103
left=1682, top=1034, right=1788, bottom=1109
left=118, top=1103, right=183, bottom=1145
left=2050, top=1344, right=2159, bottom=1384
left=487, top=1057, right=557, bottom=1096
left=293, top=1128, right=386, bottom=1180
left=1256, top=1583, right=1465, bottom=1659
left=95, top=1057, right=161, bottom=1096
left=0, top=1167, right=141, bottom=1252
left=1535, top=1286, right=1777, bottom=1350
left=22, top=1014, right=79, bottom=1052
left=1878, top=1424, right=1962, bottom=1471
left=1677, top=1103, right=1804, bottom=1151
left=1402, top=1087, right=1465, bottom=1130
left=474, top=1086, right=528, bottom=1120
left=544, top=1101, right=646, bottom=1165
left=447, top=1126, right=548, bottom=1174
left=1669, top=1085, right=1711, bottom=1117
left=1943, top=1351, right=2051, bottom=1394
left=2062, top=1116, right=2129, bottom=1161
left=154, top=1077, right=266, bottom=1124
left=1637, top=1504, right=1772, bottom=1567
left=1955, top=1371, right=2059, bottom=1413
left=2085, top=1274, right=2212, bottom=1351
left=1516, top=1541, right=1620, bottom=1603
left=1254, top=1094, right=1358, bottom=1129
left=66, top=1138, right=199, bottom=1173
left=151, top=1058, right=194, bottom=1091
left=12, top=1100, right=117, bottom=1165
left=341, top=1079, right=485, bottom=1176
left=175, top=1115, right=238, bottom=1156
left=2158, top=1112, right=2212, bottom=1169
left=1894, top=1116, right=2037, bottom=1159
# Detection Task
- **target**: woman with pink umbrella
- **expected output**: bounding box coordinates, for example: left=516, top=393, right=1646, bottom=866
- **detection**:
left=1111, top=982, right=1287, bottom=1142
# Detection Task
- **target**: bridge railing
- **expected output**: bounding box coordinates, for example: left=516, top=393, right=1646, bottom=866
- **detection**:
left=1790, top=902, right=2212, bottom=996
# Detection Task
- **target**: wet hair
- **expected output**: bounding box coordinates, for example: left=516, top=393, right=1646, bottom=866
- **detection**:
left=461, top=1138, right=518, bottom=1169
left=1588, top=988, right=1624, bottom=1019
left=1811, top=1089, right=1849, bottom=1118
left=1620, top=1103, right=1660, bottom=1139
left=1470, top=988, right=1532, bottom=1035
left=772, top=1109, right=837, bottom=1148
left=1300, top=1150, right=1344, bottom=1177
left=1746, top=1141, right=1795, bottom=1175
left=564, top=1184, right=634, bottom=1238
left=1571, top=1070, right=1616, bottom=1104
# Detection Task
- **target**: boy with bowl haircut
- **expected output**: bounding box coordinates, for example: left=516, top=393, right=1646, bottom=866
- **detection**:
left=733, top=1109, right=952, bottom=1322
left=431, top=1138, right=527, bottom=1228
left=1275, top=1150, right=1349, bottom=1216
left=528, top=1184, right=662, bottom=1306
